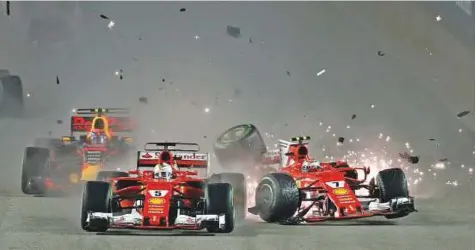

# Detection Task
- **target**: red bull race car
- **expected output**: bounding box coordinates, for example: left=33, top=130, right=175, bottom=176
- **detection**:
left=82, top=142, right=240, bottom=233
left=213, top=124, right=417, bottom=224
left=21, top=108, right=135, bottom=196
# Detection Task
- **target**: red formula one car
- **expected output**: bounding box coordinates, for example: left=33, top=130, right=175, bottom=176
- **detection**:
left=213, top=125, right=417, bottom=224
left=21, top=108, right=135, bottom=196
left=81, top=142, right=238, bottom=233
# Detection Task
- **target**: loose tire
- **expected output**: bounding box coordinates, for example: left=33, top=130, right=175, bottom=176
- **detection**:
left=375, top=168, right=411, bottom=219
left=0, top=75, right=24, bottom=117
left=213, top=124, right=267, bottom=168
left=21, top=147, right=50, bottom=195
left=81, top=181, right=111, bottom=232
left=205, top=183, right=235, bottom=233
left=208, top=173, right=246, bottom=220
left=254, top=173, right=300, bottom=223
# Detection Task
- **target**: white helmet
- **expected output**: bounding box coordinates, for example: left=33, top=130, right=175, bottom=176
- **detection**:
left=154, top=163, right=173, bottom=180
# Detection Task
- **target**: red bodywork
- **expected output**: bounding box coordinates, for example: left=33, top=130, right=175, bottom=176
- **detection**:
left=107, top=146, right=209, bottom=230
left=259, top=138, right=395, bottom=222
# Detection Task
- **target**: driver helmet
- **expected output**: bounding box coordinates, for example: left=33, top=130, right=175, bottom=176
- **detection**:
left=90, top=132, right=107, bottom=144
left=154, top=162, right=173, bottom=180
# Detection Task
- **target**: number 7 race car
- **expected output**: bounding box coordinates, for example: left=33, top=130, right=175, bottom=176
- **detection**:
left=81, top=142, right=244, bottom=233
left=21, top=108, right=135, bottom=196
left=212, top=124, right=417, bottom=224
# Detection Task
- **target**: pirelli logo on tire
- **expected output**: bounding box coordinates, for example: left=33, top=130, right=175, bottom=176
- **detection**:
left=149, top=197, right=165, bottom=205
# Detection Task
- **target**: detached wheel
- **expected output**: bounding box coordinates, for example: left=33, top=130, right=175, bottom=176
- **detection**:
left=81, top=181, right=111, bottom=232
left=0, top=75, right=24, bottom=117
left=21, top=147, right=50, bottom=195
left=213, top=124, right=267, bottom=168
left=208, top=173, right=246, bottom=220
left=375, top=168, right=410, bottom=219
left=205, top=183, right=234, bottom=233
left=254, top=173, right=299, bottom=223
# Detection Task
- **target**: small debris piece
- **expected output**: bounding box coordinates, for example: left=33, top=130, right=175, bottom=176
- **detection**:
left=180, top=8, right=186, bottom=12
left=399, top=152, right=420, bottom=164
left=457, top=110, right=471, bottom=118
left=436, top=15, right=442, bottom=21
left=249, top=37, right=253, bottom=43
left=138, top=36, right=143, bottom=40
left=56, top=120, right=63, bottom=124
left=162, top=78, right=165, bottom=82
left=377, top=51, right=385, bottom=56
left=351, top=114, right=357, bottom=120
left=316, top=69, right=326, bottom=76
left=6, top=1, right=10, bottom=16
left=203, top=135, right=207, bottom=139
left=100, top=14, right=110, bottom=20
left=108, top=20, right=115, bottom=29
left=56, top=75, right=60, bottom=84
left=139, top=96, right=148, bottom=104
left=429, top=138, right=436, bottom=141
left=286, top=71, right=291, bottom=76
left=226, top=25, right=241, bottom=38
left=338, top=137, right=345, bottom=143
left=439, top=158, right=448, bottom=162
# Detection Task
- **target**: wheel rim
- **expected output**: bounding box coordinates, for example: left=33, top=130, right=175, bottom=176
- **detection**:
left=219, top=125, right=251, bottom=143
left=257, top=184, right=273, bottom=209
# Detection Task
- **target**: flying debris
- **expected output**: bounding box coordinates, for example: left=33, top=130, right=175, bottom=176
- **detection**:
left=100, top=14, right=110, bottom=20
left=249, top=37, right=253, bottom=43
left=226, top=25, right=241, bottom=38
left=286, top=71, right=291, bottom=76
left=439, top=158, right=448, bottom=162
left=115, top=69, right=124, bottom=80
left=436, top=15, right=442, bottom=21
left=457, top=110, right=471, bottom=118
left=5, top=1, right=10, bottom=16
left=351, top=114, right=357, bottom=120
left=180, top=8, right=187, bottom=12
left=377, top=51, right=385, bottom=56
left=316, top=69, right=326, bottom=76
left=108, top=20, right=115, bottom=29
left=138, top=96, right=148, bottom=104
left=56, top=75, right=60, bottom=84
left=338, top=137, right=345, bottom=143
left=162, top=78, right=165, bottom=82
left=56, top=120, right=63, bottom=125
left=399, top=152, right=419, bottom=164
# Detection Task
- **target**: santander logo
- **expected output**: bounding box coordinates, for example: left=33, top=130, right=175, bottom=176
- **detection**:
left=142, top=152, right=153, bottom=159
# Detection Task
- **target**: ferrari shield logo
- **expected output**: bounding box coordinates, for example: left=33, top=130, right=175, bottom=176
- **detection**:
left=149, top=197, right=165, bottom=205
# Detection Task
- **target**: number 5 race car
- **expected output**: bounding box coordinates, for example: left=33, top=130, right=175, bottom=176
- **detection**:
left=213, top=124, right=417, bottom=224
left=81, top=142, right=243, bottom=233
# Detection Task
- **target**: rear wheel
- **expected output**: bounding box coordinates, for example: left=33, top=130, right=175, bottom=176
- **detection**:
left=205, top=183, right=234, bottom=233
left=254, top=173, right=299, bottom=223
left=81, top=181, right=111, bottom=232
left=208, top=173, right=246, bottom=220
left=213, top=124, right=267, bottom=169
left=21, top=147, right=50, bottom=195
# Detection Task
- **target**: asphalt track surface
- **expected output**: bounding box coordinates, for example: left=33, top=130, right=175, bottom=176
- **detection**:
left=0, top=2, right=474, bottom=250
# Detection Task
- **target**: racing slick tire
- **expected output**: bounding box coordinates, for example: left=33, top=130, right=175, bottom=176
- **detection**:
left=21, top=147, right=50, bottom=195
left=208, top=173, right=246, bottom=220
left=81, top=181, right=111, bottom=232
left=96, top=171, right=129, bottom=182
left=205, top=183, right=235, bottom=233
left=213, top=124, right=267, bottom=168
left=375, top=168, right=411, bottom=219
left=0, top=75, right=24, bottom=117
left=254, top=173, right=300, bottom=223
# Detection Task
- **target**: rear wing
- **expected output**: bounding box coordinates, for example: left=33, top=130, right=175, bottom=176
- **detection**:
left=137, top=150, right=209, bottom=169
left=144, top=142, right=200, bottom=152
left=70, top=108, right=133, bottom=134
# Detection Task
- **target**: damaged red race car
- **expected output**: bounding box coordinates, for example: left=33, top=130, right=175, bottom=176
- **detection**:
left=213, top=124, right=417, bottom=224
left=81, top=142, right=241, bottom=233
left=21, top=108, right=135, bottom=196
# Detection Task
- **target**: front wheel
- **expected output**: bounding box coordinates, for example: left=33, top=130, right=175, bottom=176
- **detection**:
left=205, top=183, right=234, bottom=233
left=21, top=147, right=50, bottom=195
left=81, top=181, right=111, bottom=232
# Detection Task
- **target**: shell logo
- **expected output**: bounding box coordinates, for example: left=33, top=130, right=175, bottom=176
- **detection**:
left=149, top=197, right=165, bottom=205
left=333, top=187, right=349, bottom=196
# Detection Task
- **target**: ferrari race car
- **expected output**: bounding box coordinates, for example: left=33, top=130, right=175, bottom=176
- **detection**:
left=81, top=142, right=242, bottom=233
left=213, top=124, right=417, bottom=224
left=21, top=108, right=135, bottom=196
